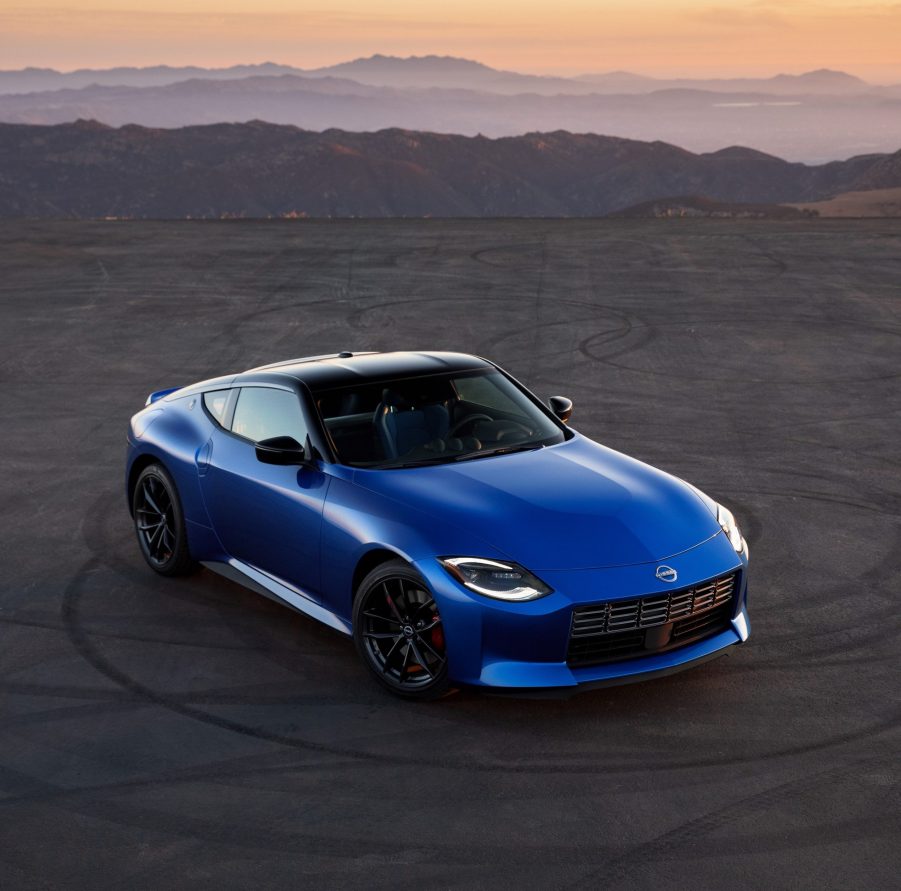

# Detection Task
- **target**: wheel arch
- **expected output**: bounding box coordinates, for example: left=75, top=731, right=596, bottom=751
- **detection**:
left=127, top=453, right=169, bottom=515
left=351, top=547, right=408, bottom=608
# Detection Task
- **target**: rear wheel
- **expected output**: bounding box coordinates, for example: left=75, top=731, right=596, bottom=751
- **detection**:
left=132, top=463, right=196, bottom=576
left=353, top=559, right=450, bottom=700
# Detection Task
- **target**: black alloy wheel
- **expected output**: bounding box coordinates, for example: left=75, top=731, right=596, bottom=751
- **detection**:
left=132, top=464, right=195, bottom=576
left=353, top=560, right=450, bottom=700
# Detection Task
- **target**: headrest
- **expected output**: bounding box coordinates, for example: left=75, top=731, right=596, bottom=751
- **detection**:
left=381, top=388, right=406, bottom=409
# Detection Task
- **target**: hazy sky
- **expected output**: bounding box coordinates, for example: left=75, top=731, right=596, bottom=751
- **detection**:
left=2, top=1, right=900, bottom=81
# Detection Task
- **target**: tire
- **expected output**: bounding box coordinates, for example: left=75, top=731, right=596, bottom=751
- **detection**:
left=132, top=463, right=196, bottom=577
left=353, top=559, right=450, bottom=700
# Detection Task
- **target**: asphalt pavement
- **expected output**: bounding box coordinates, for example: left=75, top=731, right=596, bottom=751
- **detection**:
left=1, top=218, right=899, bottom=889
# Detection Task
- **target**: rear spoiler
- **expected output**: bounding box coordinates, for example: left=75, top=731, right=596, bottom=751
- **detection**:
left=145, top=386, right=182, bottom=406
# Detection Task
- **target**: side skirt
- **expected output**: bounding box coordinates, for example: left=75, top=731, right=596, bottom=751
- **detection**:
left=201, top=558, right=352, bottom=636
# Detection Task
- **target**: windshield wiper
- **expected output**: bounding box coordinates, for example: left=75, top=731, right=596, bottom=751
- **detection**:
left=379, top=443, right=544, bottom=469
left=380, top=455, right=457, bottom=469
left=451, top=443, right=544, bottom=462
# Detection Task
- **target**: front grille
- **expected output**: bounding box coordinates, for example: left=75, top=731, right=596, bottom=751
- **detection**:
left=567, top=572, right=737, bottom=668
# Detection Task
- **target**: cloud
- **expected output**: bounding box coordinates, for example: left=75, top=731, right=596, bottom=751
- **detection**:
left=687, top=5, right=793, bottom=30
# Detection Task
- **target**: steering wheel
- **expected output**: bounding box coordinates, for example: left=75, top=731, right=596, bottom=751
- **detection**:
left=492, top=419, right=533, bottom=441
left=447, top=413, right=494, bottom=438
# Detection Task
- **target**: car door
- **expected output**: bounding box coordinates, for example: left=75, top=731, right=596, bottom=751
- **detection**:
left=200, top=383, right=330, bottom=600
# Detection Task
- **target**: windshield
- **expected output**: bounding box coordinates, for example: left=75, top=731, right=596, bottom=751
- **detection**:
left=314, top=369, right=567, bottom=468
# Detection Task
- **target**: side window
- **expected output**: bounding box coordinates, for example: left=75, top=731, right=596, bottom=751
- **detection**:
left=231, top=387, right=309, bottom=445
left=203, top=389, right=232, bottom=427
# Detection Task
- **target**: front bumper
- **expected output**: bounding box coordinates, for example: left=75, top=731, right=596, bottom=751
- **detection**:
left=415, top=530, right=749, bottom=691
left=475, top=606, right=748, bottom=693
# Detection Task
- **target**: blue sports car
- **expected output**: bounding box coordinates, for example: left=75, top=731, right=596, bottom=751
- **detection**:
left=126, top=351, right=749, bottom=699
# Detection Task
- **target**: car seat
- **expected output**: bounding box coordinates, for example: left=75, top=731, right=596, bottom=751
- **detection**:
left=374, top=389, right=450, bottom=459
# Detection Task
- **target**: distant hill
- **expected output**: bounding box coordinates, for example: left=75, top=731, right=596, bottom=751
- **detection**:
left=576, top=68, right=872, bottom=95
left=2, top=73, right=901, bottom=162
left=0, top=121, right=897, bottom=219
left=848, top=151, right=901, bottom=190
left=790, top=187, right=901, bottom=217
left=0, top=55, right=887, bottom=98
left=0, top=56, right=601, bottom=96
left=0, top=63, right=302, bottom=95
left=309, top=54, right=591, bottom=94
left=611, top=195, right=816, bottom=219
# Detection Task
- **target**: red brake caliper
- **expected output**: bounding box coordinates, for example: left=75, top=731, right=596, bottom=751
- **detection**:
left=431, top=614, right=444, bottom=651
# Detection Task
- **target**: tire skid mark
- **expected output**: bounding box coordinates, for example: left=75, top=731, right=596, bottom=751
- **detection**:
left=0, top=761, right=612, bottom=866
left=60, top=554, right=901, bottom=776
left=0, top=614, right=285, bottom=653
left=469, top=241, right=548, bottom=270
left=567, top=752, right=900, bottom=890
left=740, top=234, right=790, bottom=285
left=578, top=316, right=901, bottom=385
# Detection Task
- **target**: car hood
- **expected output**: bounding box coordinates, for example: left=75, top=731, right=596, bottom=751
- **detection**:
left=353, top=435, right=722, bottom=570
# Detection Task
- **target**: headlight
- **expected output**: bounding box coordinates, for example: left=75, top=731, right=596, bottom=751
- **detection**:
left=716, top=503, right=746, bottom=554
left=685, top=481, right=747, bottom=556
left=439, top=557, right=552, bottom=601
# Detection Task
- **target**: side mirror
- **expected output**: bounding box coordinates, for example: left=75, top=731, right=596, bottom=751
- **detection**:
left=548, top=395, right=573, bottom=424
left=255, top=435, right=309, bottom=466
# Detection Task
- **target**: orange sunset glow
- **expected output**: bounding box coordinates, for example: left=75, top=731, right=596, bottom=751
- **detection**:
left=2, top=0, right=900, bottom=81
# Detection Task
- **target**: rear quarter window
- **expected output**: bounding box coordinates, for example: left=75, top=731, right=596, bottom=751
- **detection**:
left=203, top=390, right=231, bottom=426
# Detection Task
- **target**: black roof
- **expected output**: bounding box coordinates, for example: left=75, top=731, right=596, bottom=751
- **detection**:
left=243, top=351, right=493, bottom=389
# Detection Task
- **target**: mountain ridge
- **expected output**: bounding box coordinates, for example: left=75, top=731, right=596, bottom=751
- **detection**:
left=0, top=55, right=892, bottom=97
left=2, top=71, right=900, bottom=162
left=0, top=120, right=897, bottom=219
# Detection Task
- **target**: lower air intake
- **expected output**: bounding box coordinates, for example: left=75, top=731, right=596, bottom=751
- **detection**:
left=567, top=571, right=738, bottom=668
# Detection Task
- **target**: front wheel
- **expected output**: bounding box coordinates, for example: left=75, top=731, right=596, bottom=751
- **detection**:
left=132, top=463, right=196, bottom=576
left=353, top=559, right=450, bottom=700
